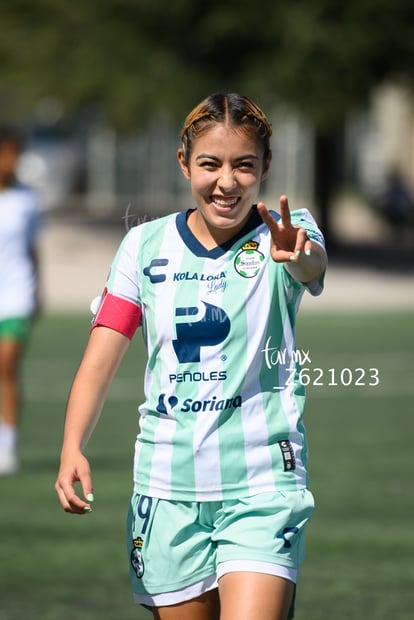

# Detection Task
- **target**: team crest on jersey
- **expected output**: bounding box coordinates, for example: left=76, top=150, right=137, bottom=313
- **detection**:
left=234, top=240, right=264, bottom=278
left=130, top=536, right=145, bottom=579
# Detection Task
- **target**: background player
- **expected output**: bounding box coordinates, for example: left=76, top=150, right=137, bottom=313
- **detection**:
left=0, top=126, right=41, bottom=475
left=55, top=93, right=327, bottom=619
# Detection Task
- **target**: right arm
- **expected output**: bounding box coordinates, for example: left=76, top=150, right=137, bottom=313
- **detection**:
left=55, top=326, right=130, bottom=514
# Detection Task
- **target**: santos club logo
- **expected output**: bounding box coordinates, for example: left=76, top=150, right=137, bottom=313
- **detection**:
left=234, top=240, right=264, bottom=278
left=173, top=301, right=230, bottom=363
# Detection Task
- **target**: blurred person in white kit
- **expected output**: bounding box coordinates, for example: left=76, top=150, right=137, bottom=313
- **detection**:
left=0, top=126, right=41, bottom=475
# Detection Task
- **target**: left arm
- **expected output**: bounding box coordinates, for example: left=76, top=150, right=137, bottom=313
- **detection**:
left=257, top=196, right=327, bottom=283
left=30, top=243, right=41, bottom=316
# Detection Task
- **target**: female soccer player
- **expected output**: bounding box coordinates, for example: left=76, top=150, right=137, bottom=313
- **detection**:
left=0, top=127, right=41, bottom=475
left=55, top=93, right=327, bottom=620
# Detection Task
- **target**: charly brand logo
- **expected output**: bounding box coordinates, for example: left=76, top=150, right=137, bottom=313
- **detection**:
left=277, top=526, right=299, bottom=548
left=173, top=301, right=230, bottom=363
left=143, top=258, right=169, bottom=283
left=234, top=240, right=264, bottom=278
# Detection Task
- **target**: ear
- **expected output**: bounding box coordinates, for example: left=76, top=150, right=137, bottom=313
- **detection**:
left=177, top=148, right=191, bottom=180
left=261, top=150, right=272, bottom=181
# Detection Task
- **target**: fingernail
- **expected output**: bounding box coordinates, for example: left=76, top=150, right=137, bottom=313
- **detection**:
left=83, top=506, right=93, bottom=513
left=295, top=250, right=301, bottom=257
left=87, top=493, right=94, bottom=502
left=305, top=249, right=311, bottom=256
left=289, top=255, right=297, bottom=263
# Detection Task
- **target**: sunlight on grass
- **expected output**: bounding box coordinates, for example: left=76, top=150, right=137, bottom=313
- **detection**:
left=0, top=312, right=412, bottom=619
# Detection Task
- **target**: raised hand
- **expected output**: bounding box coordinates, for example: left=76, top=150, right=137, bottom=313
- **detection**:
left=257, top=195, right=312, bottom=263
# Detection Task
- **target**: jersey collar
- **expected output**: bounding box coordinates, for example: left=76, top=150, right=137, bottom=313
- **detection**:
left=175, top=206, right=263, bottom=258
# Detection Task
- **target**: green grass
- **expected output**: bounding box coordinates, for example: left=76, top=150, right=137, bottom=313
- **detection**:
left=296, top=312, right=414, bottom=619
left=0, top=312, right=413, bottom=619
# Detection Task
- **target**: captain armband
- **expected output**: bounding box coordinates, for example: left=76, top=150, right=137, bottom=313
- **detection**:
left=90, top=288, right=142, bottom=339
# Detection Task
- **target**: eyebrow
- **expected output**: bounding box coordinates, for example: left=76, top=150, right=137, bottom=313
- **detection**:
left=195, top=154, right=260, bottom=161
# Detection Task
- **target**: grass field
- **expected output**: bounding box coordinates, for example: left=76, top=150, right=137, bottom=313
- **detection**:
left=0, top=311, right=413, bottom=619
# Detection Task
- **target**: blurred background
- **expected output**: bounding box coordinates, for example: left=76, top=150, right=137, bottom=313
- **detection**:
left=1, top=0, right=414, bottom=311
left=1, top=1, right=413, bottom=619
left=1, top=0, right=414, bottom=313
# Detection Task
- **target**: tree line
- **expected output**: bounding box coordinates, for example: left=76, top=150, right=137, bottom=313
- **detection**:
left=1, top=0, right=413, bottom=240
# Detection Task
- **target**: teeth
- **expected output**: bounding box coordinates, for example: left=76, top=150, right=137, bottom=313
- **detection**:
left=214, top=197, right=239, bottom=207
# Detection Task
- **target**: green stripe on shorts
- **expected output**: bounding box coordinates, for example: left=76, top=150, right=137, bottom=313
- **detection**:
left=0, top=317, right=31, bottom=341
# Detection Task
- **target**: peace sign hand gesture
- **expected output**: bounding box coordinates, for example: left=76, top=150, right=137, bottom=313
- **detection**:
left=257, top=195, right=312, bottom=263
left=257, top=195, right=327, bottom=283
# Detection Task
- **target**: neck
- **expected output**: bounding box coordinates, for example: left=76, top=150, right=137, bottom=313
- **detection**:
left=187, top=210, right=239, bottom=249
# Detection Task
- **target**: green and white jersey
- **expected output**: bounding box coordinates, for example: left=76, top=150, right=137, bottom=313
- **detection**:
left=96, top=206, right=325, bottom=501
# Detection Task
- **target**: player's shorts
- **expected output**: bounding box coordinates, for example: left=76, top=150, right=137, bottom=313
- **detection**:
left=126, top=488, right=314, bottom=614
left=0, top=317, right=31, bottom=342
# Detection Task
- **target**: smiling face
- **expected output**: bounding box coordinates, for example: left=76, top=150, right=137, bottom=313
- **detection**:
left=178, top=122, right=271, bottom=247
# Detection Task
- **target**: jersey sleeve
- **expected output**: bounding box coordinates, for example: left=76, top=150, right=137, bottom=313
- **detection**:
left=26, top=188, right=42, bottom=245
left=91, top=228, right=142, bottom=339
left=290, top=208, right=325, bottom=249
left=288, top=208, right=326, bottom=296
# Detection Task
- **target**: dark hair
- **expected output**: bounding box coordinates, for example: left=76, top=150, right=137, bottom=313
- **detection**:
left=0, top=125, right=22, bottom=150
left=180, top=93, right=272, bottom=165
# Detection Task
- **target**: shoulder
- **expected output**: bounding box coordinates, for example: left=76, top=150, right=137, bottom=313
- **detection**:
left=11, top=180, right=38, bottom=196
left=117, top=211, right=180, bottom=255
left=10, top=181, right=41, bottom=211
left=289, top=208, right=318, bottom=226
left=290, top=208, right=325, bottom=247
left=126, top=211, right=179, bottom=237
left=263, top=207, right=319, bottom=227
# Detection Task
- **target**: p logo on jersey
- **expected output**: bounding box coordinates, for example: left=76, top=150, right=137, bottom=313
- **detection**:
left=234, top=240, right=264, bottom=278
left=173, top=301, right=230, bottom=363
